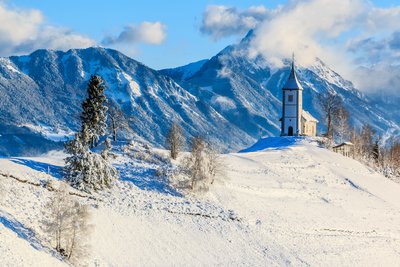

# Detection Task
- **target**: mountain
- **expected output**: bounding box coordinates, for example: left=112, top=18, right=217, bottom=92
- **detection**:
left=0, top=32, right=398, bottom=156
left=0, top=47, right=253, bottom=156
left=161, top=31, right=400, bottom=141
left=161, top=59, right=208, bottom=81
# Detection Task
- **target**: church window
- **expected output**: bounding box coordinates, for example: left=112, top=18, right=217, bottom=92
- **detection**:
left=288, top=95, right=293, bottom=102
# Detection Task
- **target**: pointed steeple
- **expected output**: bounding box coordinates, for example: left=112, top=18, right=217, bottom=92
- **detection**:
left=283, top=53, right=303, bottom=90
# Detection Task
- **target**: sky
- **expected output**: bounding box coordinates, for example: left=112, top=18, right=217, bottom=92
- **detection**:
left=1, top=0, right=400, bottom=93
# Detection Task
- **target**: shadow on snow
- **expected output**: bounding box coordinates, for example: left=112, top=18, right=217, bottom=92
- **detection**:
left=0, top=210, right=57, bottom=257
left=10, top=158, right=63, bottom=179
left=116, top=164, right=182, bottom=197
left=239, top=137, right=304, bottom=153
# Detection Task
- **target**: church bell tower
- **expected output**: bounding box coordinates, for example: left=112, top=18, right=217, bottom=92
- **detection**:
left=281, top=55, right=303, bottom=136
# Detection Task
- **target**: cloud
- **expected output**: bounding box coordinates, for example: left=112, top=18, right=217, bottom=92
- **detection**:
left=200, top=1, right=400, bottom=94
left=249, top=0, right=365, bottom=69
left=200, top=5, right=273, bottom=40
left=0, top=3, right=95, bottom=55
left=389, top=31, right=400, bottom=51
left=102, top=22, right=166, bottom=45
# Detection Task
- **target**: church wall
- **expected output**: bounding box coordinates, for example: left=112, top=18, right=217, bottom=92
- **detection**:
left=301, top=120, right=317, bottom=137
left=285, top=105, right=298, bottom=117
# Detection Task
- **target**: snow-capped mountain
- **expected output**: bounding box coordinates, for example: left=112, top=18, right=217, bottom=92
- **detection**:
left=161, top=31, right=399, bottom=141
left=0, top=48, right=254, bottom=156
left=0, top=31, right=398, bottom=156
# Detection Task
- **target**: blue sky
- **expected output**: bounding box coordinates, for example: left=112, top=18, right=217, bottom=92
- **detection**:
left=2, top=0, right=396, bottom=68
left=1, top=0, right=400, bottom=76
left=5, top=0, right=283, bottom=68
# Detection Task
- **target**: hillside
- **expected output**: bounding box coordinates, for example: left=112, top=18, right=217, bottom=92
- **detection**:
left=1, top=138, right=399, bottom=266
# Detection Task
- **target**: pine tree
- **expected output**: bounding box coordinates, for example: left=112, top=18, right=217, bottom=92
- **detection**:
left=64, top=76, right=118, bottom=193
left=81, top=75, right=108, bottom=148
left=64, top=139, right=118, bottom=193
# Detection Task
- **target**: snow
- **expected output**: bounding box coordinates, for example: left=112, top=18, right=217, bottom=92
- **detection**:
left=21, top=124, right=74, bottom=142
left=118, top=71, right=141, bottom=97
left=0, top=58, right=20, bottom=74
left=1, top=138, right=400, bottom=266
left=212, top=96, right=237, bottom=110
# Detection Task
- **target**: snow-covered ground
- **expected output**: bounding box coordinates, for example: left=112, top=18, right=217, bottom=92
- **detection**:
left=1, top=137, right=400, bottom=266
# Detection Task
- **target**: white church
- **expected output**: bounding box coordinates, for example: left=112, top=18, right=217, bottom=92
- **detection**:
left=280, top=58, right=318, bottom=137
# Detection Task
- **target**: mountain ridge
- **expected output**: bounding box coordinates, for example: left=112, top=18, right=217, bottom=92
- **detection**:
left=0, top=35, right=398, bottom=156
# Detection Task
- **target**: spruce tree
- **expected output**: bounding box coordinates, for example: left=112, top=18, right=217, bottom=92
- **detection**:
left=81, top=75, right=108, bottom=148
left=64, top=76, right=118, bottom=193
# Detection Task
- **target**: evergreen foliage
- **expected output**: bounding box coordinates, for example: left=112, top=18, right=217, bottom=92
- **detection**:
left=81, top=75, right=108, bottom=148
left=64, top=75, right=118, bottom=193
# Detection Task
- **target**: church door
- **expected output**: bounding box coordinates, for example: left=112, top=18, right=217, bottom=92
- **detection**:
left=288, top=126, right=293, bottom=136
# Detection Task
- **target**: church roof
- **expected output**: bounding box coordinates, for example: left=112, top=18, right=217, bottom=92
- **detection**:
left=283, top=59, right=303, bottom=90
left=302, top=110, right=318, bottom=122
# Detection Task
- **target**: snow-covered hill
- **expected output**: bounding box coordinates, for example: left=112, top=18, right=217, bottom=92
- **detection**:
left=1, top=138, right=399, bottom=266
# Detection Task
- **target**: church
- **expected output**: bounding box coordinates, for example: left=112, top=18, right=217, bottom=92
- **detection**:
left=280, top=58, right=318, bottom=137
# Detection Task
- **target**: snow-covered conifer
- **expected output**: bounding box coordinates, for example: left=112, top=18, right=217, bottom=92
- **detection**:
left=81, top=75, right=108, bottom=148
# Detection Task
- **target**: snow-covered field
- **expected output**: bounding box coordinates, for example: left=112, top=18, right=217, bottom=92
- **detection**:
left=1, top=137, right=400, bottom=266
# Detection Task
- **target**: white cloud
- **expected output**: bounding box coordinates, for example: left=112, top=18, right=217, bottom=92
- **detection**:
left=0, top=3, right=95, bottom=55
left=102, top=22, right=167, bottom=45
left=249, top=0, right=365, bottom=71
left=200, top=5, right=273, bottom=40
left=201, top=1, right=400, bottom=94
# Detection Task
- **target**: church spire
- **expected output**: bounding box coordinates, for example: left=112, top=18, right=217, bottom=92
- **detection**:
left=282, top=53, right=303, bottom=90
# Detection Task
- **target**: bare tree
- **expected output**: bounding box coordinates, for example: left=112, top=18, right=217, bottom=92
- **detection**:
left=350, top=127, right=362, bottom=159
left=319, top=93, right=342, bottom=140
left=66, top=202, right=91, bottom=263
left=206, top=143, right=224, bottom=185
left=184, top=137, right=223, bottom=190
left=381, top=137, right=400, bottom=178
left=335, top=106, right=350, bottom=143
left=360, top=124, right=375, bottom=159
left=108, top=106, right=132, bottom=141
left=43, top=183, right=91, bottom=263
left=165, top=122, right=185, bottom=160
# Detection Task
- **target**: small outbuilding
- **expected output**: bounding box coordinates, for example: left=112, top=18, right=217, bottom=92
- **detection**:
left=332, top=142, right=354, bottom=157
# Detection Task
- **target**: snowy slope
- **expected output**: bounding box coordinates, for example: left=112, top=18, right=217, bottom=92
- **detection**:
left=1, top=138, right=400, bottom=266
